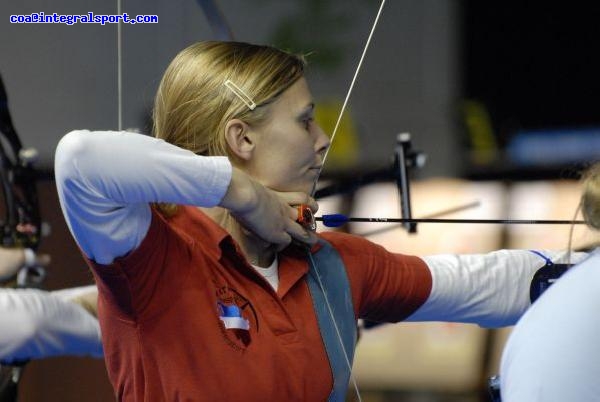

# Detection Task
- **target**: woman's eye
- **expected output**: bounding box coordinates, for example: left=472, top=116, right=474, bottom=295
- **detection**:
left=303, top=118, right=314, bottom=130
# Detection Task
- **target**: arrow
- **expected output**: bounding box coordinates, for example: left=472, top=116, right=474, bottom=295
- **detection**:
left=317, top=213, right=586, bottom=228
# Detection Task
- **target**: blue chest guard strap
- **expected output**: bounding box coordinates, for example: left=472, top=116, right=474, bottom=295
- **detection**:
left=306, top=239, right=357, bottom=402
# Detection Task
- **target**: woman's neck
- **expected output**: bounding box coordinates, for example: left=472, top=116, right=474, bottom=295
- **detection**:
left=200, top=207, right=277, bottom=267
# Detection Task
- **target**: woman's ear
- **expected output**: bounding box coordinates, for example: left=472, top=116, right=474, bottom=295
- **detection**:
left=224, top=119, right=254, bottom=161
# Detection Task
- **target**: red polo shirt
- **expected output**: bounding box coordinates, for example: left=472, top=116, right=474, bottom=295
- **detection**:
left=89, top=206, right=431, bottom=401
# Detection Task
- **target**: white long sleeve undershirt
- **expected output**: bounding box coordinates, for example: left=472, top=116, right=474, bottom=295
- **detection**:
left=55, top=130, right=232, bottom=265
left=408, top=249, right=586, bottom=327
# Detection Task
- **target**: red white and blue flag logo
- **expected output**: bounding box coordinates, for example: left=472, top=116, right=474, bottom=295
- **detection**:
left=217, top=302, right=250, bottom=331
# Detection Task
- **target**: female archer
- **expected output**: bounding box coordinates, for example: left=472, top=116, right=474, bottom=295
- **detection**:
left=55, top=41, right=583, bottom=401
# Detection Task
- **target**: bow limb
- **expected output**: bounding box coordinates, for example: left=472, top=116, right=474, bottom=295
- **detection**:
left=196, top=0, right=234, bottom=41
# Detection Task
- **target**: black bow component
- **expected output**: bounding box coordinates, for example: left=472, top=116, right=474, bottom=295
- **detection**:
left=0, top=72, right=41, bottom=251
left=196, top=0, right=234, bottom=41
left=0, top=72, right=46, bottom=291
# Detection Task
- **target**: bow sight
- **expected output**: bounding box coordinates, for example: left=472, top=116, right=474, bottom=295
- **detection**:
left=314, top=132, right=426, bottom=234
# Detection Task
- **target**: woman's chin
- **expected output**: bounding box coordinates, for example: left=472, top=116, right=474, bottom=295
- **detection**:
left=267, top=180, right=314, bottom=195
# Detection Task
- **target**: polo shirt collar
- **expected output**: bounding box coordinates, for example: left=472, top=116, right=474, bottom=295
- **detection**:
left=174, top=206, right=321, bottom=297
left=172, top=206, right=232, bottom=261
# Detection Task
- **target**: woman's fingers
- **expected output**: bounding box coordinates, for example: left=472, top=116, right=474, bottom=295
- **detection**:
left=286, top=217, right=317, bottom=244
left=278, top=192, right=318, bottom=213
left=219, top=168, right=318, bottom=248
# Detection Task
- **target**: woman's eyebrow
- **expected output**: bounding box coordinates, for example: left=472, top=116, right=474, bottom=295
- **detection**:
left=297, top=102, right=315, bottom=119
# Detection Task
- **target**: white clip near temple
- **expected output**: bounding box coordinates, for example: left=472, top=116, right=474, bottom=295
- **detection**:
left=224, top=79, right=256, bottom=110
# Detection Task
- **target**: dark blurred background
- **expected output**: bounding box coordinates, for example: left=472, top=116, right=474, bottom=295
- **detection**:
left=1, top=1, right=598, bottom=401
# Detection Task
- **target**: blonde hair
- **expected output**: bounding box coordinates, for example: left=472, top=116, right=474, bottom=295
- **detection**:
left=581, top=162, right=600, bottom=230
left=567, top=162, right=600, bottom=262
left=152, top=41, right=306, bottom=216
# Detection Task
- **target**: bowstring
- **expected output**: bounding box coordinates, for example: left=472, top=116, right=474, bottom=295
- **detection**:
left=307, top=1, right=387, bottom=400
left=311, top=0, right=387, bottom=196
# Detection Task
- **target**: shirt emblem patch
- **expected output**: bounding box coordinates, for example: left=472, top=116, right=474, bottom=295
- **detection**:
left=218, top=302, right=250, bottom=330
left=215, top=286, right=257, bottom=349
